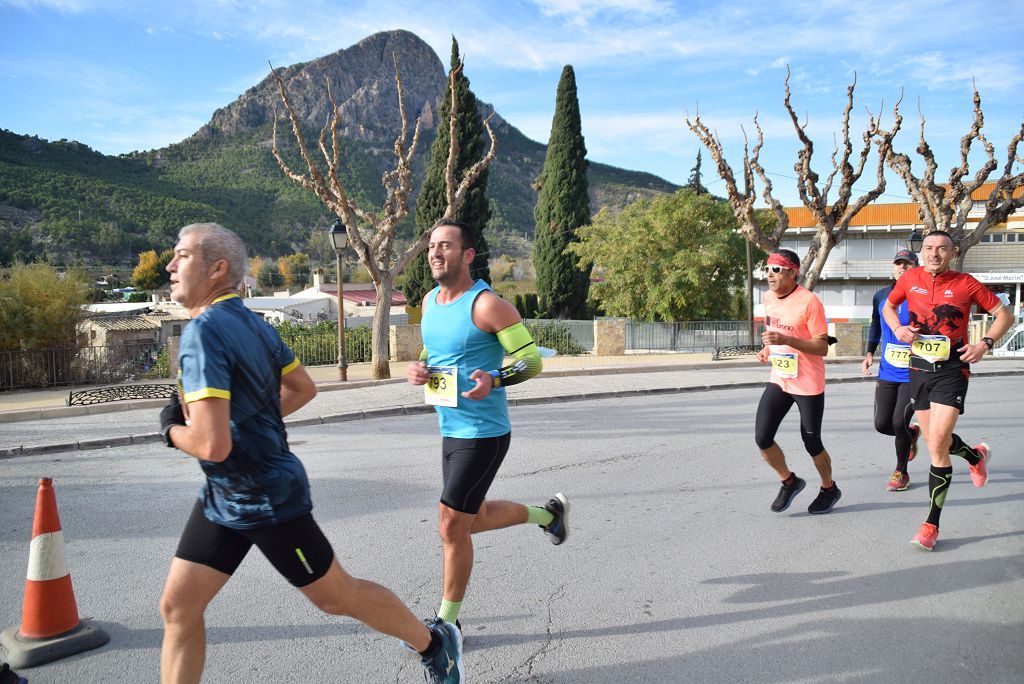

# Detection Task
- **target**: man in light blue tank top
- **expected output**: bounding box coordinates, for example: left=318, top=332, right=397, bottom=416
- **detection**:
left=407, top=220, right=571, bottom=633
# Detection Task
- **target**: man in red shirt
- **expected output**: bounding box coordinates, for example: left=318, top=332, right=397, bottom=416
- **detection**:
left=884, top=230, right=1012, bottom=551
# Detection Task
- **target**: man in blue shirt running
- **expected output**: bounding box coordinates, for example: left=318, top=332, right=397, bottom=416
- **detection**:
left=861, top=249, right=920, bottom=491
left=407, top=219, right=570, bottom=635
left=158, top=223, right=461, bottom=683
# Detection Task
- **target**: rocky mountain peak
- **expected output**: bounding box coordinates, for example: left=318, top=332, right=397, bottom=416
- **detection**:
left=196, top=30, right=449, bottom=145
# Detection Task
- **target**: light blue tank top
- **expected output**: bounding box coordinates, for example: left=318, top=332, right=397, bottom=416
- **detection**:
left=421, top=280, right=510, bottom=438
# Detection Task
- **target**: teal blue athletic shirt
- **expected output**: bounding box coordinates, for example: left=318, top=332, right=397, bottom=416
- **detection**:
left=421, top=280, right=511, bottom=438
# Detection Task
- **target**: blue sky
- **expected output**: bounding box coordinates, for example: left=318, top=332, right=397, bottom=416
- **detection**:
left=1, top=0, right=1022, bottom=206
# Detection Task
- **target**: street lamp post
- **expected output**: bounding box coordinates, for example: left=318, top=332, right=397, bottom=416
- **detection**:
left=329, top=219, right=348, bottom=381
left=906, top=228, right=924, bottom=254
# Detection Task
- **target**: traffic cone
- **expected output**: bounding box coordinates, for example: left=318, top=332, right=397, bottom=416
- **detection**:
left=1, top=478, right=109, bottom=668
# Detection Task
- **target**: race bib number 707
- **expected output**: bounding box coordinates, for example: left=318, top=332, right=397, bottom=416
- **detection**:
left=911, top=335, right=950, bottom=363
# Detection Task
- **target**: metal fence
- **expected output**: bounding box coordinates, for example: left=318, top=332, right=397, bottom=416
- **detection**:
left=0, top=342, right=163, bottom=391
left=625, top=320, right=762, bottom=353
left=970, top=313, right=1024, bottom=347
left=523, top=319, right=594, bottom=354
left=278, top=325, right=376, bottom=367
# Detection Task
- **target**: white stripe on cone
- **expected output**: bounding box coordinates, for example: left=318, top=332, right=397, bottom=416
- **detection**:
left=27, top=530, right=70, bottom=582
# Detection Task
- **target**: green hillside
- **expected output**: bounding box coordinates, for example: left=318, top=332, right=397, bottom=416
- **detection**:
left=0, top=123, right=677, bottom=268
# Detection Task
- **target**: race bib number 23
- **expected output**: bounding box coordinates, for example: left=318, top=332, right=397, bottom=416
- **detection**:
left=770, top=352, right=799, bottom=378
left=424, top=365, right=458, bottom=407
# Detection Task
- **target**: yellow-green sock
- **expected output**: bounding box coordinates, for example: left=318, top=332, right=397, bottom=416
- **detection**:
left=438, top=599, right=462, bottom=624
left=527, top=505, right=554, bottom=527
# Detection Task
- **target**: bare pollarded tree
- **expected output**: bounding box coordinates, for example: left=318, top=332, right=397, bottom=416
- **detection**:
left=686, top=68, right=901, bottom=291
left=878, top=87, right=1024, bottom=269
left=271, top=56, right=496, bottom=379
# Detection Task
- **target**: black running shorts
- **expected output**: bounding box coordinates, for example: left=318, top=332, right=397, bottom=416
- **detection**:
left=440, top=432, right=511, bottom=514
left=909, top=364, right=969, bottom=415
left=174, top=499, right=334, bottom=587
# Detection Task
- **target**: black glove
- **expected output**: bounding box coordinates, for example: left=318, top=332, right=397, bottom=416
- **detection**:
left=160, top=392, right=186, bottom=448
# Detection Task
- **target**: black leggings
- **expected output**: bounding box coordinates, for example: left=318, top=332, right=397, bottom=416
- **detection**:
left=754, top=383, right=825, bottom=456
left=873, top=380, right=915, bottom=467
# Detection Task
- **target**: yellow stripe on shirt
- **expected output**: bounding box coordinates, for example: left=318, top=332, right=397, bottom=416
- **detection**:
left=184, top=387, right=231, bottom=402
left=281, top=357, right=300, bottom=376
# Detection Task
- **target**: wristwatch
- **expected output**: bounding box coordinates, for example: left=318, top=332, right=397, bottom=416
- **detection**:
left=982, top=336, right=995, bottom=350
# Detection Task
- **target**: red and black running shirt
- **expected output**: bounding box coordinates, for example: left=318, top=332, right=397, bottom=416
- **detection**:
left=887, top=267, right=1002, bottom=350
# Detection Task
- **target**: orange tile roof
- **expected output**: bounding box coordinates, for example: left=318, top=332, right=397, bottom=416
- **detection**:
left=785, top=183, right=1023, bottom=228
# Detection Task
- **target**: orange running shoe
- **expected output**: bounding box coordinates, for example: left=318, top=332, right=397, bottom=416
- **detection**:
left=911, top=523, right=939, bottom=551
left=907, top=424, right=920, bottom=462
left=886, top=471, right=910, bottom=492
left=969, top=443, right=991, bottom=488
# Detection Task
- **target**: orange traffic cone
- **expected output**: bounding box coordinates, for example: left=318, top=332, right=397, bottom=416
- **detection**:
left=1, top=478, right=109, bottom=668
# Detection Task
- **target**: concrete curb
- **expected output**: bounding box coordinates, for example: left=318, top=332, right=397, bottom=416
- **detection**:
left=3, top=367, right=1021, bottom=460
left=0, top=358, right=767, bottom=425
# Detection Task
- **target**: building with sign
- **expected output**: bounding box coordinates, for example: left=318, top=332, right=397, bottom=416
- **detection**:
left=754, top=183, right=1023, bottom=321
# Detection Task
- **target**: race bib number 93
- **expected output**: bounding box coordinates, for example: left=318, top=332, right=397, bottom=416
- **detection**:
left=425, top=365, right=458, bottom=407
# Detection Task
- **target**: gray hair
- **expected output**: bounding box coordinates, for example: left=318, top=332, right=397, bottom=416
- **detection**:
left=178, top=223, right=247, bottom=289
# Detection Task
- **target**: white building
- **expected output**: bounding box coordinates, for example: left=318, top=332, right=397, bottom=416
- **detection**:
left=243, top=274, right=408, bottom=326
left=755, top=184, right=1023, bottom=322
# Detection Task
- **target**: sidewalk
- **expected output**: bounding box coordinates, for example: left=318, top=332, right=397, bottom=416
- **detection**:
left=3, top=354, right=1024, bottom=458
left=0, top=352, right=720, bottom=418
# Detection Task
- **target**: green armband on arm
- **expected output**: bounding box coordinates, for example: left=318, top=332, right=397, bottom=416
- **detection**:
left=490, top=322, right=542, bottom=388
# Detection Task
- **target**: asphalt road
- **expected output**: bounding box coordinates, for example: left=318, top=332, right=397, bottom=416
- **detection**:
left=1, top=378, right=1022, bottom=682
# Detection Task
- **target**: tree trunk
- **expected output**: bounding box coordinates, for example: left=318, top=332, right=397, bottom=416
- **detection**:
left=954, top=250, right=968, bottom=272
left=371, top=276, right=393, bottom=379
left=801, top=238, right=835, bottom=292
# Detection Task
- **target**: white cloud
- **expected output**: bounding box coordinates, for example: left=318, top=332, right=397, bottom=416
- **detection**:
left=903, top=52, right=1024, bottom=93
left=0, top=0, right=92, bottom=12
left=533, top=0, right=673, bottom=25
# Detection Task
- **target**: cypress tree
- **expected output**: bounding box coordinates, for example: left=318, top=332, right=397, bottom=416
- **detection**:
left=533, top=65, right=591, bottom=319
left=687, top=150, right=708, bottom=194
left=405, top=37, right=492, bottom=306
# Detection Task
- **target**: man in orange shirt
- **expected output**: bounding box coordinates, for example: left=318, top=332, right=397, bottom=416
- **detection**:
left=755, top=249, right=840, bottom=514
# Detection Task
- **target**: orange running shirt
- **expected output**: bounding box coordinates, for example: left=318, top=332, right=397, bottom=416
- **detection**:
left=763, top=284, right=828, bottom=396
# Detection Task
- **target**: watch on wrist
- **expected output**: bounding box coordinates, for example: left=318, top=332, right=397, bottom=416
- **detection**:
left=488, top=369, right=501, bottom=388
left=982, top=336, right=994, bottom=350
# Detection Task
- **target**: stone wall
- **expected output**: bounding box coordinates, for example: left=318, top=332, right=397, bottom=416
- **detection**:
left=390, top=324, right=422, bottom=362
left=593, top=319, right=626, bottom=356
left=828, top=322, right=864, bottom=357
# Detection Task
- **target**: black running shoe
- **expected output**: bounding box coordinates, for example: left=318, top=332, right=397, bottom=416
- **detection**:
left=402, top=618, right=462, bottom=653
left=542, top=492, right=570, bottom=545
left=421, top=617, right=463, bottom=683
left=807, top=483, right=842, bottom=514
left=770, top=475, right=806, bottom=512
